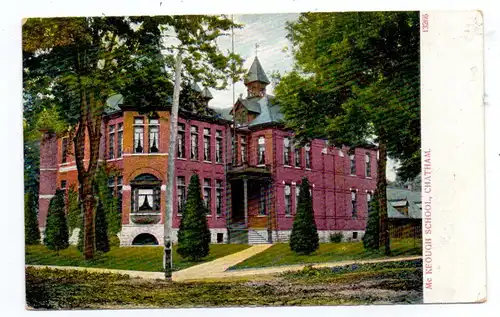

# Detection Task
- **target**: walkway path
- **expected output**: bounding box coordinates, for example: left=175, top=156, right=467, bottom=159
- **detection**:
left=173, top=255, right=422, bottom=282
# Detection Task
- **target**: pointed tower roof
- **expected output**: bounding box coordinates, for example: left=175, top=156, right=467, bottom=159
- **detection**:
left=201, top=87, right=213, bottom=100
left=244, top=57, right=270, bottom=85
left=190, top=82, right=203, bottom=93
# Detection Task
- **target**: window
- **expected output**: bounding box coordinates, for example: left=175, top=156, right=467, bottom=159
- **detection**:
left=259, top=186, right=267, bottom=215
left=177, top=176, right=186, bottom=214
left=295, top=186, right=300, bottom=213
left=215, top=130, right=223, bottom=163
left=240, top=136, right=247, bottom=164
left=349, top=150, right=356, bottom=175
left=305, top=143, right=311, bottom=169
left=131, top=174, right=161, bottom=213
left=61, top=138, right=68, bottom=163
left=216, top=233, right=224, bottom=243
left=203, top=179, right=211, bottom=214
left=216, top=180, right=223, bottom=216
left=353, top=232, right=358, bottom=239
left=257, top=136, right=265, bottom=165
left=117, top=123, right=123, bottom=157
left=284, top=184, right=291, bottom=215
left=367, top=191, right=373, bottom=213
left=60, top=180, right=67, bottom=190
left=294, top=146, right=301, bottom=167
left=133, top=117, right=144, bottom=153
left=107, top=177, right=115, bottom=199
left=351, top=190, right=357, bottom=218
left=283, top=137, right=291, bottom=166
left=190, top=126, right=199, bottom=160
left=365, top=153, right=371, bottom=177
left=149, top=118, right=159, bottom=153
left=203, top=128, right=211, bottom=161
left=108, top=125, right=115, bottom=159
left=177, top=123, right=185, bottom=158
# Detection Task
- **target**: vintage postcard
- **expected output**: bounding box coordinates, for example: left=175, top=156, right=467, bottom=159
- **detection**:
left=19, top=7, right=486, bottom=311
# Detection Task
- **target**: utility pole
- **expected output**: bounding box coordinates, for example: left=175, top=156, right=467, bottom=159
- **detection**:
left=164, top=50, right=183, bottom=278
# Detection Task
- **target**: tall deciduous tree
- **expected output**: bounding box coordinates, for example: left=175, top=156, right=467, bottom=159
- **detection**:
left=275, top=12, right=420, bottom=254
left=290, top=177, right=319, bottom=255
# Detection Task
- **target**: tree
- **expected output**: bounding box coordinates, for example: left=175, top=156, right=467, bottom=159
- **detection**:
left=43, top=189, right=69, bottom=254
left=25, top=192, right=40, bottom=245
left=290, top=177, right=319, bottom=255
left=66, top=185, right=81, bottom=233
left=362, top=188, right=381, bottom=251
left=176, top=173, right=211, bottom=261
left=275, top=12, right=420, bottom=255
left=23, top=16, right=244, bottom=261
left=94, top=200, right=110, bottom=253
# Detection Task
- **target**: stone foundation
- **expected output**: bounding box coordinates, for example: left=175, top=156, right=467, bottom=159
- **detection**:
left=117, top=225, right=228, bottom=246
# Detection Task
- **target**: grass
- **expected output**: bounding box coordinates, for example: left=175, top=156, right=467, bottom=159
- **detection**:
left=26, top=244, right=250, bottom=272
left=26, top=260, right=422, bottom=309
left=231, top=239, right=421, bottom=270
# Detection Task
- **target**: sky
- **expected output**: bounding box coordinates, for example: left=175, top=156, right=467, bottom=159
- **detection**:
left=209, top=13, right=299, bottom=108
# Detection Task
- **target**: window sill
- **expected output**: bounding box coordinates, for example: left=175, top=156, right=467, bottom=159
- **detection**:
left=366, top=176, right=372, bottom=179
left=256, top=215, right=267, bottom=217
left=294, top=166, right=302, bottom=169
left=126, top=153, right=168, bottom=156
left=176, top=157, right=187, bottom=160
left=284, top=165, right=292, bottom=168
left=203, top=161, right=212, bottom=164
left=215, top=162, right=224, bottom=165
left=256, top=164, right=266, bottom=167
left=285, top=215, right=294, bottom=218
left=305, top=168, right=312, bottom=171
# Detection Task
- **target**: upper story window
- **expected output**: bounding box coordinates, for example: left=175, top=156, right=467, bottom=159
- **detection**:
left=133, top=117, right=144, bottom=153
left=216, top=180, right=223, bottom=216
left=60, top=180, right=67, bottom=190
left=177, top=176, right=186, bottom=214
left=149, top=118, right=159, bottom=153
left=117, top=123, right=123, bottom=158
left=283, top=137, right=291, bottom=166
left=294, top=145, right=301, bottom=167
left=203, top=178, right=211, bottom=214
left=365, top=152, right=371, bottom=177
left=108, top=124, right=115, bottom=159
left=305, top=143, right=311, bottom=169
left=284, top=184, right=291, bottom=215
left=349, top=150, right=356, bottom=175
left=351, top=190, right=357, bottom=218
left=203, top=128, right=211, bottom=162
left=215, top=130, right=223, bottom=163
left=240, top=136, right=247, bottom=164
left=117, top=176, right=123, bottom=215
left=177, top=123, right=186, bottom=158
left=190, top=126, right=199, bottom=160
left=257, top=136, right=266, bottom=165
left=61, top=137, right=68, bottom=163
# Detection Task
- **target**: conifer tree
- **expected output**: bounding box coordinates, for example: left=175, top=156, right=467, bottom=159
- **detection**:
left=177, top=173, right=211, bottom=261
left=363, top=189, right=381, bottom=251
left=290, top=177, right=319, bottom=255
left=25, top=192, right=40, bottom=245
left=95, top=200, right=110, bottom=253
left=43, top=189, right=69, bottom=254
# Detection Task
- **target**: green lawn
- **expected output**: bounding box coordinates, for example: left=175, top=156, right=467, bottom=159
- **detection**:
left=26, top=244, right=250, bottom=272
left=231, top=239, right=421, bottom=270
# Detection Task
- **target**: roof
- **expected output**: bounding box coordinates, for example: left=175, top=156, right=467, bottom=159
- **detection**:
left=387, top=188, right=422, bottom=219
left=240, top=98, right=261, bottom=114
left=244, top=57, right=270, bottom=85
left=248, top=95, right=284, bottom=127
left=201, top=87, right=213, bottom=100
left=105, top=94, right=124, bottom=114
left=212, top=107, right=233, bottom=121
left=190, top=82, right=202, bottom=93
